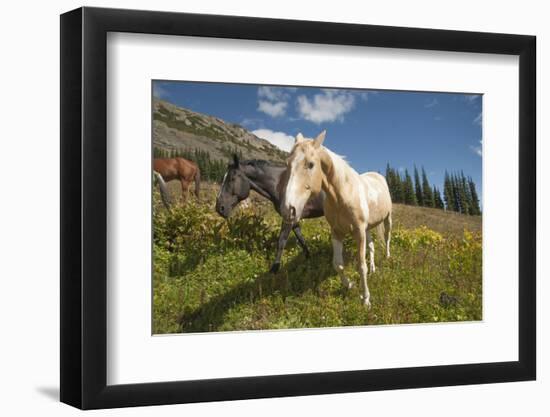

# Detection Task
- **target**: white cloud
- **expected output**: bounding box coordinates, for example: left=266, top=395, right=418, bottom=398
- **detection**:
left=463, top=94, right=480, bottom=103
left=256, top=86, right=296, bottom=118
left=252, top=128, right=295, bottom=152
left=357, top=92, right=369, bottom=101
left=257, top=100, right=287, bottom=118
left=470, top=139, right=482, bottom=157
left=258, top=86, right=295, bottom=101
left=240, top=118, right=263, bottom=128
left=296, top=90, right=355, bottom=124
left=424, top=98, right=438, bottom=108
left=473, top=112, right=482, bottom=125
left=153, top=82, right=168, bottom=99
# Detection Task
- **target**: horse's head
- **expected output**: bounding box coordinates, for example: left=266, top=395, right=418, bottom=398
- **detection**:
left=215, top=154, right=251, bottom=218
left=281, top=130, right=326, bottom=223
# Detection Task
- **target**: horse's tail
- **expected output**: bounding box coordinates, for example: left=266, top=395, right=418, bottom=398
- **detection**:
left=194, top=166, right=201, bottom=199
left=153, top=171, right=171, bottom=209
left=375, top=223, right=386, bottom=248
left=374, top=213, right=392, bottom=250
left=376, top=212, right=392, bottom=258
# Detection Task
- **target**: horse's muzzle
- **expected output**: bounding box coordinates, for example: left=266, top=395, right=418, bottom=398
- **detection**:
left=215, top=202, right=229, bottom=219
left=282, top=204, right=297, bottom=223
left=289, top=205, right=296, bottom=220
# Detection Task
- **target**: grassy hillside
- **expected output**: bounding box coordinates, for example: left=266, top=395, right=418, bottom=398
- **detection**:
left=153, top=183, right=482, bottom=334
left=392, top=203, right=481, bottom=237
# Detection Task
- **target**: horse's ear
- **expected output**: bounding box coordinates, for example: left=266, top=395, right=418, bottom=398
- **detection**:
left=313, top=130, right=326, bottom=148
left=232, top=154, right=240, bottom=167
left=295, top=133, right=305, bottom=143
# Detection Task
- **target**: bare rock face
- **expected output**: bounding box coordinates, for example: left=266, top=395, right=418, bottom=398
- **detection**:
left=153, top=98, right=287, bottom=164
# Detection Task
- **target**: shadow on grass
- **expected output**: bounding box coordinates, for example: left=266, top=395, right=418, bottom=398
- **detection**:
left=178, top=248, right=336, bottom=332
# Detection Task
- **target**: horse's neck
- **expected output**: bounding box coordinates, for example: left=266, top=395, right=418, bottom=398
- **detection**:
left=242, top=164, right=282, bottom=203
left=319, top=148, right=358, bottom=204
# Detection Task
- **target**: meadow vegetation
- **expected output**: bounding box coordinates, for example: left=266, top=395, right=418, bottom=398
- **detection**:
left=153, top=183, right=482, bottom=334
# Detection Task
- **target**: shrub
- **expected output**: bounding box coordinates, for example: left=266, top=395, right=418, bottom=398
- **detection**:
left=153, top=197, right=280, bottom=276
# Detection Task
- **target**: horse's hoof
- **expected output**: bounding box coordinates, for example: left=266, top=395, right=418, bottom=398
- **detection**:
left=360, top=295, right=371, bottom=308
left=269, top=263, right=281, bottom=274
left=343, top=280, right=354, bottom=290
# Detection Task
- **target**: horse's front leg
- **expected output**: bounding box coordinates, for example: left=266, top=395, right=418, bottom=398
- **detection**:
left=355, top=227, right=371, bottom=308
left=292, top=224, right=310, bottom=258
left=332, top=232, right=353, bottom=290
left=367, top=230, right=375, bottom=273
left=270, top=221, right=293, bottom=273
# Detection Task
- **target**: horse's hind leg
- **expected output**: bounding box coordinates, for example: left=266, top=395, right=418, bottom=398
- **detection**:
left=180, top=179, right=190, bottom=202
left=367, top=230, right=375, bottom=273
left=332, top=232, right=353, bottom=290
left=292, top=224, right=310, bottom=258
left=384, top=214, right=392, bottom=259
left=355, top=227, right=371, bottom=308
left=270, top=222, right=293, bottom=273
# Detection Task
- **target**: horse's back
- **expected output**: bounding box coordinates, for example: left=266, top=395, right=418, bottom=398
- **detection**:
left=153, top=158, right=178, bottom=180
left=175, top=157, right=199, bottom=178
left=360, top=172, right=392, bottom=225
left=153, top=157, right=198, bottom=181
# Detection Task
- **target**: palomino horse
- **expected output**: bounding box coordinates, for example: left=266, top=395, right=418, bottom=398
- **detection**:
left=215, top=155, right=325, bottom=273
left=153, top=157, right=201, bottom=204
left=281, top=131, right=392, bottom=307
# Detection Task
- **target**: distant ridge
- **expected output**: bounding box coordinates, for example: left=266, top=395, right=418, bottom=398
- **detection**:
left=153, top=98, right=288, bottom=164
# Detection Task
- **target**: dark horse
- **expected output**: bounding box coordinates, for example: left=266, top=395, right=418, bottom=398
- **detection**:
left=216, top=155, right=324, bottom=273
left=153, top=157, right=201, bottom=207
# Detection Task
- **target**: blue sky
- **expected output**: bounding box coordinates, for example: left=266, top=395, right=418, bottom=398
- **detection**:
left=153, top=80, right=482, bottom=200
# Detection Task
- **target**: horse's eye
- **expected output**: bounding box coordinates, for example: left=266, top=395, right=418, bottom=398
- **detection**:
left=307, top=162, right=314, bottom=169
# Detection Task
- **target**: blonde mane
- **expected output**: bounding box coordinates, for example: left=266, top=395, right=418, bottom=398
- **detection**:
left=321, top=146, right=360, bottom=187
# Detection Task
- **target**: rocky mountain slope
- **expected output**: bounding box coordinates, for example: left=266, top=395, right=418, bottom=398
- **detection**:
left=153, top=98, right=287, bottom=163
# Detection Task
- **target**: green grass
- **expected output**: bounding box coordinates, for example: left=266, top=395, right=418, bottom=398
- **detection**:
left=153, top=183, right=482, bottom=334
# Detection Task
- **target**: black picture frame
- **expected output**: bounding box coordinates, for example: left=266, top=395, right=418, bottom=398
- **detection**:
left=60, top=6, right=536, bottom=410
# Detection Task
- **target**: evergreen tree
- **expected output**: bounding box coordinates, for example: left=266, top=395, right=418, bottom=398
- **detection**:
left=443, top=171, right=455, bottom=212
left=451, top=173, right=462, bottom=212
left=433, top=186, right=445, bottom=209
left=385, top=164, right=403, bottom=204
left=414, top=165, right=423, bottom=207
left=421, top=167, right=434, bottom=207
left=383, top=164, right=479, bottom=214
left=385, top=163, right=394, bottom=200
left=394, top=171, right=404, bottom=204
left=403, top=169, right=417, bottom=205
left=459, top=171, right=471, bottom=215
left=468, top=177, right=481, bottom=215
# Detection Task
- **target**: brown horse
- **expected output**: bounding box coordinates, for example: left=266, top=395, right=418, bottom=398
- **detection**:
left=153, top=157, right=201, bottom=203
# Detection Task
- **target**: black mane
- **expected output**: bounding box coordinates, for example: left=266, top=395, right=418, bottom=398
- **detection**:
left=241, top=159, right=284, bottom=170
